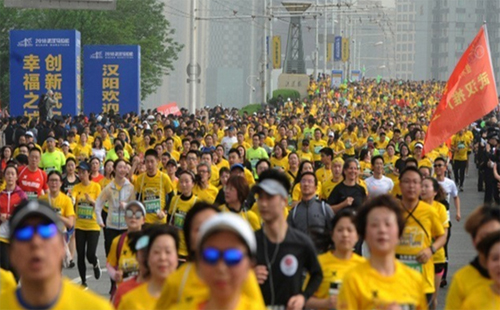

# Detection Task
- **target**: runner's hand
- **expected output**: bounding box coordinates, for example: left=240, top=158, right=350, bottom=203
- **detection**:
left=115, top=270, right=123, bottom=282
left=157, top=210, right=166, bottom=219
left=344, top=197, right=354, bottom=207
left=386, top=302, right=403, bottom=310
left=254, top=265, right=269, bottom=284
left=327, top=295, right=337, bottom=309
left=287, top=294, right=305, bottom=310
left=456, top=212, right=461, bottom=222
left=416, top=247, right=432, bottom=264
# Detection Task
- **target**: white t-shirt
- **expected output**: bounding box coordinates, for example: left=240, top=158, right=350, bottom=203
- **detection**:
left=438, top=177, right=458, bottom=204
left=221, top=136, right=237, bottom=156
left=365, top=175, right=394, bottom=197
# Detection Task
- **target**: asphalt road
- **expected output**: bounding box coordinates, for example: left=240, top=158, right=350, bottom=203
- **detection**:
left=63, top=164, right=484, bottom=310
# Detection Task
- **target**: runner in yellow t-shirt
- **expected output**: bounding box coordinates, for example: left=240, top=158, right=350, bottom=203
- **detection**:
left=337, top=194, right=427, bottom=310
left=306, top=209, right=365, bottom=310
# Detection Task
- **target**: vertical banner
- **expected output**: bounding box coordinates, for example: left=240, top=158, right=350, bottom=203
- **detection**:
left=84, top=45, right=141, bottom=115
left=272, top=36, right=282, bottom=69
left=342, top=37, right=350, bottom=62
left=331, top=70, right=343, bottom=87
left=334, top=36, right=342, bottom=61
left=351, top=70, right=361, bottom=81
left=9, top=30, right=81, bottom=118
left=327, top=43, right=332, bottom=62
left=423, top=25, right=498, bottom=155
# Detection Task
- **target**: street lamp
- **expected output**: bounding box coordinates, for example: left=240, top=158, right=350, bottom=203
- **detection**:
left=246, top=75, right=260, bottom=104
left=356, top=40, right=384, bottom=73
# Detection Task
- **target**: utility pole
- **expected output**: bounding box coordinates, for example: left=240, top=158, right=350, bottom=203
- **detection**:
left=262, top=0, right=268, bottom=104
left=268, top=0, right=273, bottom=101
left=323, top=0, right=328, bottom=74
left=331, top=0, right=335, bottom=71
left=188, top=0, right=197, bottom=113
left=314, top=0, right=319, bottom=78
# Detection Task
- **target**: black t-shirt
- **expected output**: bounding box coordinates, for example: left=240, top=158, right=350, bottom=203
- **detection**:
left=255, top=226, right=323, bottom=307
left=62, top=176, right=80, bottom=196
left=327, top=182, right=367, bottom=209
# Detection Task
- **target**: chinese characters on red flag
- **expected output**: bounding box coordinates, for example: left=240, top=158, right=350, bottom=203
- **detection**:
left=423, top=25, right=498, bottom=155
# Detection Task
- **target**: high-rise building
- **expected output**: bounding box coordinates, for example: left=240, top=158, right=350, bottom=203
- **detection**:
left=143, top=0, right=264, bottom=110
left=396, top=0, right=499, bottom=86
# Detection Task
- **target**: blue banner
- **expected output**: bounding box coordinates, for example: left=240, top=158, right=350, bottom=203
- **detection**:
left=9, top=30, right=81, bottom=118
left=334, top=36, right=342, bottom=61
left=83, top=45, right=141, bottom=115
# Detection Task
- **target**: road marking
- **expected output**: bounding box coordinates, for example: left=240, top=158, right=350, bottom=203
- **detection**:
left=70, top=269, right=107, bottom=284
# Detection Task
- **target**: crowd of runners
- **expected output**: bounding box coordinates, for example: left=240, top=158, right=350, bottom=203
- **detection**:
left=0, top=77, right=499, bottom=310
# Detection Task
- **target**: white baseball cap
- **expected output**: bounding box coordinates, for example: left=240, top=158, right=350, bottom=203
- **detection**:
left=197, top=213, right=256, bottom=258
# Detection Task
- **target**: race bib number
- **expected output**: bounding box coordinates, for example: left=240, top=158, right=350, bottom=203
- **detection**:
left=77, top=203, right=94, bottom=220
left=457, top=142, right=466, bottom=150
left=345, top=142, right=352, bottom=149
left=314, top=145, right=323, bottom=154
left=173, top=211, right=186, bottom=229
left=110, top=210, right=125, bottom=228
left=144, top=197, right=161, bottom=214
left=44, top=166, right=56, bottom=173
left=398, top=255, right=423, bottom=273
left=26, top=192, right=38, bottom=201
left=250, top=158, right=259, bottom=168
left=329, top=281, right=342, bottom=296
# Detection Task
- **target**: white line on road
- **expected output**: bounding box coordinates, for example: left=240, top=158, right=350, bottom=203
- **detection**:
left=71, top=269, right=107, bottom=284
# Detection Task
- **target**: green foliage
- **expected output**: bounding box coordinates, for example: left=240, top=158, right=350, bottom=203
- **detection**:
left=268, top=88, right=301, bottom=107
left=239, top=103, right=262, bottom=116
left=0, top=0, right=183, bottom=107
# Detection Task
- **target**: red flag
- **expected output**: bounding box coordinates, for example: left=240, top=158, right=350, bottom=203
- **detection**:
left=423, top=25, right=498, bottom=155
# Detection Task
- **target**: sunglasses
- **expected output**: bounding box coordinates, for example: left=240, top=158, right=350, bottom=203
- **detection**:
left=433, top=164, right=445, bottom=168
left=201, top=247, right=245, bottom=266
left=13, top=223, right=58, bottom=242
left=125, top=210, right=144, bottom=219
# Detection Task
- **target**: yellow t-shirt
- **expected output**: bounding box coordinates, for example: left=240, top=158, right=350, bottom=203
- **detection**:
left=168, top=194, right=198, bottom=257
left=460, top=283, right=500, bottom=310
left=0, top=269, right=16, bottom=295
left=107, top=234, right=139, bottom=283
left=216, top=158, right=230, bottom=170
left=310, top=139, right=328, bottom=161
left=418, top=157, right=433, bottom=169
left=337, top=260, right=427, bottom=310
left=219, top=205, right=261, bottom=231
left=193, top=184, right=218, bottom=204
left=451, top=134, right=471, bottom=161
left=313, top=252, right=365, bottom=308
left=73, top=144, right=92, bottom=161
left=39, top=192, right=75, bottom=219
left=134, top=171, right=174, bottom=224
left=445, top=264, right=493, bottom=310
left=270, top=156, right=290, bottom=172
left=72, top=182, right=102, bottom=231
left=155, top=262, right=265, bottom=310
left=320, top=178, right=341, bottom=200
left=118, top=282, right=157, bottom=310
left=167, top=293, right=265, bottom=310
left=0, top=278, right=114, bottom=310
left=431, top=201, right=449, bottom=264
left=315, top=166, right=332, bottom=184
left=297, top=150, right=314, bottom=162
left=396, top=200, right=445, bottom=294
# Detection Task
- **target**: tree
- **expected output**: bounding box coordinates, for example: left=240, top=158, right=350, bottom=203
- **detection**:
left=0, top=0, right=183, bottom=108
